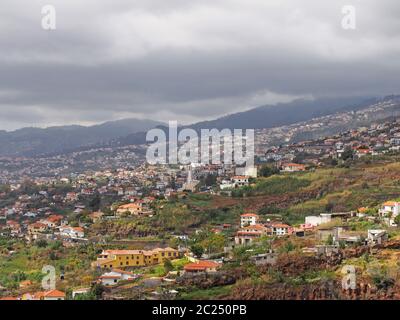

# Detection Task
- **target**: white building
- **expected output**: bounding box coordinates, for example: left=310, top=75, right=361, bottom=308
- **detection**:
left=305, top=213, right=332, bottom=227
left=379, top=201, right=400, bottom=226
left=59, top=226, right=85, bottom=238
left=235, top=166, right=257, bottom=178
left=99, top=269, right=138, bottom=286
left=232, top=176, right=250, bottom=187
left=367, top=229, right=388, bottom=245
left=219, top=180, right=235, bottom=190
left=240, top=213, right=259, bottom=227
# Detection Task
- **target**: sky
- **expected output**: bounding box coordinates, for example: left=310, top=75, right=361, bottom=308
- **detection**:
left=0, top=0, right=400, bottom=131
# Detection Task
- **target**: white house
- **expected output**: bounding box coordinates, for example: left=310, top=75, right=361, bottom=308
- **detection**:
left=72, top=288, right=90, bottom=299
left=240, top=213, right=259, bottom=227
left=235, top=166, right=257, bottom=178
left=367, top=229, right=388, bottom=246
left=59, top=226, right=85, bottom=238
left=99, top=269, right=138, bottom=286
left=281, top=163, right=306, bottom=172
left=305, top=213, right=332, bottom=227
left=232, top=176, right=250, bottom=187
left=268, top=222, right=293, bottom=236
left=379, top=201, right=400, bottom=226
left=219, top=180, right=235, bottom=190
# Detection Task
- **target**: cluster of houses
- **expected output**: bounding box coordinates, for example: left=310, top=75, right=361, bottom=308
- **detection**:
left=115, top=196, right=155, bottom=216
left=234, top=213, right=294, bottom=245
left=233, top=198, right=397, bottom=250
left=256, top=99, right=400, bottom=166
left=1, top=213, right=86, bottom=243
left=0, top=289, right=66, bottom=301
left=92, top=248, right=180, bottom=269
left=301, top=204, right=395, bottom=248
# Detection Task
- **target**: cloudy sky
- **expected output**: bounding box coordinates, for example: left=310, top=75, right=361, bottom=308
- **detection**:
left=0, top=0, right=400, bottom=131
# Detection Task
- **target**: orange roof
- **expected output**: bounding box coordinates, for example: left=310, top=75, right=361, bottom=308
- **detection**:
left=32, top=289, right=65, bottom=299
left=118, top=203, right=141, bottom=209
left=0, top=296, right=18, bottom=300
left=20, top=280, right=33, bottom=287
left=184, top=260, right=220, bottom=271
left=237, top=231, right=263, bottom=236
left=269, top=222, right=291, bottom=228
left=241, top=213, right=258, bottom=217
left=47, top=215, right=63, bottom=222
left=242, top=224, right=265, bottom=230
left=99, top=275, right=121, bottom=279
left=383, top=201, right=398, bottom=206
left=284, top=163, right=305, bottom=167
left=112, top=269, right=134, bottom=275
left=43, top=290, right=65, bottom=298
left=356, top=147, right=371, bottom=153
left=30, top=222, right=46, bottom=228
left=90, top=211, right=103, bottom=217
left=104, top=249, right=143, bottom=255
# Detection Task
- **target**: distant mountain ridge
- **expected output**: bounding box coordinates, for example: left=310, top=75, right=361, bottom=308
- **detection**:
left=0, top=118, right=164, bottom=157
left=2, top=95, right=399, bottom=157
left=116, top=96, right=378, bottom=146
left=188, top=96, right=376, bottom=130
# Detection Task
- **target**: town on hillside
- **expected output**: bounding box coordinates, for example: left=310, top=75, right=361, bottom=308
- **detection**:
left=2, top=117, right=400, bottom=300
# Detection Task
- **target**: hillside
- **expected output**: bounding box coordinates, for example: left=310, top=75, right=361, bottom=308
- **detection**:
left=0, top=119, right=163, bottom=157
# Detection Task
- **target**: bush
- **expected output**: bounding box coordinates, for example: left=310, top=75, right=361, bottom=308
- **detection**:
left=35, top=239, right=48, bottom=248
left=259, top=165, right=279, bottom=178
left=190, top=244, right=204, bottom=258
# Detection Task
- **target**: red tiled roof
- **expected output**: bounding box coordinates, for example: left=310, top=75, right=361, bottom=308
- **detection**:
left=184, top=260, right=220, bottom=271
left=43, top=290, right=65, bottom=298
left=240, top=213, right=258, bottom=217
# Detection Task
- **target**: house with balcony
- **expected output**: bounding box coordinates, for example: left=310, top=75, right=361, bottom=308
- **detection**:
left=379, top=201, right=400, bottom=226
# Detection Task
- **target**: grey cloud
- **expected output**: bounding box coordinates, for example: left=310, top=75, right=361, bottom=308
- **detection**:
left=0, top=0, right=400, bottom=130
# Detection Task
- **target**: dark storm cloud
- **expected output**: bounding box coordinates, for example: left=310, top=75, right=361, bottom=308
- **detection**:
left=0, top=0, right=400, bottom=130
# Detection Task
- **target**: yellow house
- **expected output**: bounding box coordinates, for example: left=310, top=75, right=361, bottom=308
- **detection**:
left=92, top=247, right=179, bottom=269
left=115, top=203, right=154, bottom=216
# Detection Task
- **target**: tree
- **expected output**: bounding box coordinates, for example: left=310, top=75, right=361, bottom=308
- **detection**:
left=91, top=283, right=105, bottom=299
left=190, top=244, right=204, bottom=258
left=204, top=174, right=217, bottom=187
left=259, top=165, right=279, bottom=178
left=164, top=259, right=173, bottom=273
left=325, top=202, right=334, bottom=212
left=169, top=176, right=176, bottom=189
left=342, top=147, right=354, bottom=161
left=35, top=239, right=48, bottom=248
left=89, top=195, right=101, bottom=211
left=201, top=233, right=225, bottom=254
left=326, top=234, right=334, bottom=245
left=280, top=241, right=295, bottom=253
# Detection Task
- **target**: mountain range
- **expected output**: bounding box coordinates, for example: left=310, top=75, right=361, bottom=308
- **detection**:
left=1, top=95, right=398, bottom=157
left=0, top=119, right=163, bottom=157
